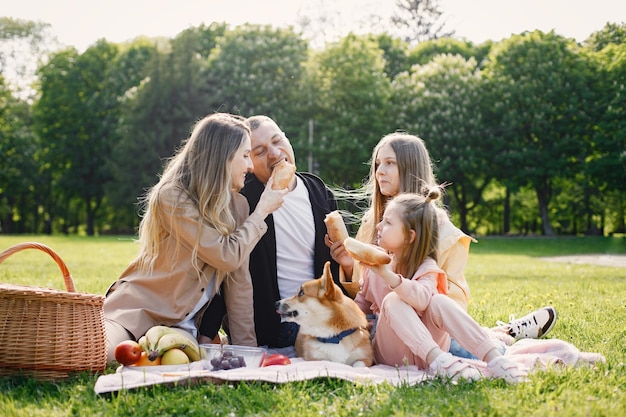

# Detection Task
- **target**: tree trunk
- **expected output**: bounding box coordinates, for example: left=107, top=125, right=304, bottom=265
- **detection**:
left=86, top=195, right=95, bottom=236
left=503, top=187, right=511, bottom=235
left=536, top=187, right=554, bottom=236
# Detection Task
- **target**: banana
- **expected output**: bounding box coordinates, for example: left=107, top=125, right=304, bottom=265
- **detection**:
left=144, top=325, right=176, bottom=351
left=138, top=335, right=149, bottom=353
left=149, top=331, right=201, bottom=362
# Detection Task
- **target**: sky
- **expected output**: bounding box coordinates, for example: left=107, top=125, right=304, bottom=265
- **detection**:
left=3, top=0, right=625, bottom=52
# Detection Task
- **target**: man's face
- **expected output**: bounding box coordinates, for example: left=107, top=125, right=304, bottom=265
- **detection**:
left=250, top=120, right=296, bottom=184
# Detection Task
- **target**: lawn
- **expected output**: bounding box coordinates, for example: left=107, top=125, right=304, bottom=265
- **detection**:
left=0, top=235, right=625, bottom=417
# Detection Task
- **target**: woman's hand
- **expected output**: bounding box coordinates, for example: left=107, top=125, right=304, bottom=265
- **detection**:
left=254, top=177, right=288, bottom=218
left=324, top=234, right=354, bottom=278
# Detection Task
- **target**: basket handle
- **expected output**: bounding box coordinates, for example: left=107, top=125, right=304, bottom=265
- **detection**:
left=0, top=242, right=76, bottom=292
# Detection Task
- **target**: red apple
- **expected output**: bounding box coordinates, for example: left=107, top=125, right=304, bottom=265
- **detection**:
left=114, top=340, right=143, bottom=366
left=261, top=353, right=291, bottom=367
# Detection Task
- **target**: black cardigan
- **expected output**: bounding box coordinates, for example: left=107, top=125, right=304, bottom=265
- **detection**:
left=241, top=172, right=347, bottom=347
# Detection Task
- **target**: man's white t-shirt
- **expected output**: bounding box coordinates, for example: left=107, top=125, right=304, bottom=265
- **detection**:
left=273, top=176, right=316, bottom=299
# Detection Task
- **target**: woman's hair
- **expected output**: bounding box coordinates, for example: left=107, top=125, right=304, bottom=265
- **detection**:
left=134, top=112, right=250, bottom=280
left=356, top=132, right=439, bottom=245
left=389, top=188, right=441, bottom=279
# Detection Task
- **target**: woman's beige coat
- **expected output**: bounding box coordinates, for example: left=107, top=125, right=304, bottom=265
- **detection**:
left=103, top=185, right=267, bottom=346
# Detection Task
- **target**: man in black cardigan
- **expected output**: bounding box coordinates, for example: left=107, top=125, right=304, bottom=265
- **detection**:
left=199, top=115, right=348, bottom=348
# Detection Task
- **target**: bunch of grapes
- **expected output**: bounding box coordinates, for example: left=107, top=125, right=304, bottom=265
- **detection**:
left=210, top=350, right=247, bottom=370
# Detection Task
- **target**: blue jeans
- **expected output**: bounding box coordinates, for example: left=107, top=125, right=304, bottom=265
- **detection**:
left=448, top=338, right=478, bottom=360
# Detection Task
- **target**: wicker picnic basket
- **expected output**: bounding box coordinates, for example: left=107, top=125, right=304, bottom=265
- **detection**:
left=0, top=242, right=107, bottom=380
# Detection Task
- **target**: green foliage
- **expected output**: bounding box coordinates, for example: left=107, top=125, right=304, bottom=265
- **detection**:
left=0, top=235, right=624, bottom=416
left=586, top=42, right=626, bottom=196
left=308, top=33, right=392, bottom=185
left=0, top=93, right=37, bottom=233
left=1, top=21, right=625, bottom=236
left=204, top=24, right=309, bottom=124
left=392, top=53, right=489, bottom=232
left=483, top=30, right=595, bottom=235
left=584, top=22, right=626, bottom=52
left=108, top=27, right=222, bottom=227
left=408, top=37, right=490, bottom=67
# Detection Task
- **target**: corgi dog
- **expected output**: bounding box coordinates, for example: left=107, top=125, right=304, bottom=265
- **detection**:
left=275, top=261, right=374, bottom=367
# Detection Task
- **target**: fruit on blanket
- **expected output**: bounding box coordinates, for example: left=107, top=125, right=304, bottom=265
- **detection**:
left=144, top=325, right=177, bottom=351
left=150, top=331, right=201, bottom=362
left=137, top=335, right=149, bottom=353
left=261, top=353, right=291, bottom=367
left=161, top=348, right=190, bottom=365
left=114, top=340, right=143, bottom=366
left=141, top=325, right=202, bottom=362
left=210, top=350, right=247, bottom=371
left=132, top=351, right=162, bottom=366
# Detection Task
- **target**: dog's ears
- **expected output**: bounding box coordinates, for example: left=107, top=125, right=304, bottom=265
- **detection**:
left=322, top=261, right=341, bottom=300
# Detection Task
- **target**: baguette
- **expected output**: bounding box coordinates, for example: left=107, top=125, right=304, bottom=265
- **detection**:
left=343, top=237, right=391, bottom=266
left=271, top=160, right=296, bottom=190
left=324, top=210, right=349, bottom=243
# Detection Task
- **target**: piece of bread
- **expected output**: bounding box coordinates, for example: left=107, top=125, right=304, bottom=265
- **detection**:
left=324, top=211, right=349, bottom=243
left=343, top=237, right=391, bottom=266
left=271, top=160, right=296, bottom=190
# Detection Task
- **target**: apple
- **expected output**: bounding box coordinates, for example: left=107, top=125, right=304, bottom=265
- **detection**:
left=114, top=340, right=143, bottom=366
left=261, top=353, right=291, bottom=367
left=161, top=348, right=190, bottom=365
left=132, top=351, right=162, bottom=366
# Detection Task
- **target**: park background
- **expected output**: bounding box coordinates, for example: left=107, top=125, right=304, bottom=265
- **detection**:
left=1, top=3, right=626, bottom=415
left=1, top=0, right=625, bottom=240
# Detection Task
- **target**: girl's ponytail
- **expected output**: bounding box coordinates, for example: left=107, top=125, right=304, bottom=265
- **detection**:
left=425, top=186, right=441, bottom=204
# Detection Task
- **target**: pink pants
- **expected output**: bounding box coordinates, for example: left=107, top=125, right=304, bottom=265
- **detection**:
left=373, top=293, right=496, bottom=369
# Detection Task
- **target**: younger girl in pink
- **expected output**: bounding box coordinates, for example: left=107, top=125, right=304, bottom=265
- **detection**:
left=354, top=189, right=528, bottom=383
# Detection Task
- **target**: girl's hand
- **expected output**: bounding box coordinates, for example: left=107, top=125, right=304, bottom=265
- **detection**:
left=325, top=234, right=354, bottom=277
left=255, top=177, right=288, bottom=218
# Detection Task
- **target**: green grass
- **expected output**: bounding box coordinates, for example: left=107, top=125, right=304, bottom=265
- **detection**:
left=0, top=235, right=625, bottom=417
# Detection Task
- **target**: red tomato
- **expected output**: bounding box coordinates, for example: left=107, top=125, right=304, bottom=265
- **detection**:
left=114, top=340, right=143, bottom=366
left=261, top=353, right=291, bottom=367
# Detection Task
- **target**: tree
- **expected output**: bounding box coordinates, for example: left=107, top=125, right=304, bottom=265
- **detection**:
left=203, top=24, right=309, bottom=123
left=391, top=53, right=490, bottom=232
left=307, top=33, right=392, bottom=186
left=391, top=0, right=454, bottom=44
left=368, top=33, right=411, bottom=81
left=0, top=81, right=39, bottom=233
left=584, top=22, right=626, bottom=52
left=482, top=31, right=593, bottom=236
left=34, top=39, right=154, bottom=235
left=408, top=37, right=491, bottom=68
left=109, top=24, right=227, bottom=230
left=586, top=42, right=626, bottom=232
left=202, top=24, right=311, bottom=163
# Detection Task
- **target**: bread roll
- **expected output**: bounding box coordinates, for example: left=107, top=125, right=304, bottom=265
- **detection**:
left=324, top=211, right=349, bottom=243
left=271, top=160, right=296, bottom=190
left=343, top=237, right=391, bottom=266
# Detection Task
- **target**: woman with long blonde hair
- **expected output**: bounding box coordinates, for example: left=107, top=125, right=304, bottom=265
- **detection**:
left=103, top=113, right=287, bottom=363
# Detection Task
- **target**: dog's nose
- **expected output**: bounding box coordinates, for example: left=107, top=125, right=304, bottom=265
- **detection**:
left=274, top=301, right=281, bottom=310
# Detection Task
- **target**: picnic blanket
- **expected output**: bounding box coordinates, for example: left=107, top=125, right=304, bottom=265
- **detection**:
left=94, top=337, right=605, bottom=394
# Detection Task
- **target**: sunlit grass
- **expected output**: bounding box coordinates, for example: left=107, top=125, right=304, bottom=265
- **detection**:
left=0, top=235, right=625, bottom=416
